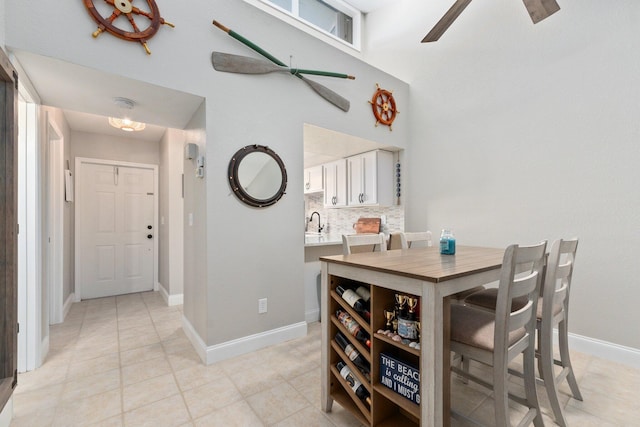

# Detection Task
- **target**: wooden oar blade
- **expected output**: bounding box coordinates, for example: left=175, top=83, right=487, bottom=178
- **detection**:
left=300, top=75, right=350, bottom=112
left=522, top=0, right=560, bottom=24
left=211, top=51, right=285, bottom=75
left=422, top=0, right=473, bottom=43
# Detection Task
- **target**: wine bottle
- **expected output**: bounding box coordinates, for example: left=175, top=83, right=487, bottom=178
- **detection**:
left=355, top=286, right=371, bottom=309
left=335, top=332, right=370, bottom=375
left=336, top=310, right=371, bottom=348
left=337, top=361, right=372, bottom=406
left=336, top=285, right=371, bottom=320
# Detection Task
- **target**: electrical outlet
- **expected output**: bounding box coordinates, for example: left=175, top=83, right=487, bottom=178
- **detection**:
left=258, top=298, right=268, bottom=314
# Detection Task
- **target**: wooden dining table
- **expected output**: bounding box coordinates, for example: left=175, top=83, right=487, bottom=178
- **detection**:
left=320, top=245, right=506, bottom=427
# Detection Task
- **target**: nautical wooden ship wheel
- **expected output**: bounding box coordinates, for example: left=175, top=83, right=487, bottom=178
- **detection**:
left=83, top=0, right=174, bottom=55
left=369, top=83, right=398, bottom=130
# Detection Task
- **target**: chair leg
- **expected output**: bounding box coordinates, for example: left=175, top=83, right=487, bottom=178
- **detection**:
left=523, top=341, right=544, bottom=427
left=536, top=326, right=544, bottom=381
left=558, top=319, right=583, bottom=401
left=461, top=355, right=470, bottom=384
left=540, top=323, right=568, bottom=427
left=493, top=358, right=510, bottom=427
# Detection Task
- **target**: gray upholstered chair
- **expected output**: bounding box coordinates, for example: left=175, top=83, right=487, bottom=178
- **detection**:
left=342, top=232, right=387, bottom=255
left=449, top=241, right=547, bottom=427
left=463, top=238, right=581, bottom=426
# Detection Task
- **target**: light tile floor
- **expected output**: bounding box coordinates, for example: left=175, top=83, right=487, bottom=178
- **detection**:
left=9, top=291, right=640, bottom=426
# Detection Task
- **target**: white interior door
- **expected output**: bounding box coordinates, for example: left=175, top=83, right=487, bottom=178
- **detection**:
left=79, top=162, right=155, bottom=299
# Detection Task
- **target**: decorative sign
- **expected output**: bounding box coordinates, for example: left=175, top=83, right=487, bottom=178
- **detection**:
left=379, top=353, right=420, bottom=405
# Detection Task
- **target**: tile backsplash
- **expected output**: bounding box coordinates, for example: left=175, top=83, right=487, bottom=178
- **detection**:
left=304, top=192, right=404, bottom=236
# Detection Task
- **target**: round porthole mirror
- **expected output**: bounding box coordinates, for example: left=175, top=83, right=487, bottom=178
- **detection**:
left=228, top=145, right=287, bottom=208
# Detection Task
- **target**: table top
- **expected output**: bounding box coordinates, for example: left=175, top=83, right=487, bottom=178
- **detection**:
left=320, top=245, right=505, bottom=283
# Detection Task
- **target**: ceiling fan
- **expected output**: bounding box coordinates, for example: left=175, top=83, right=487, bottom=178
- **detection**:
left=422, top=0, right=560, bottom=42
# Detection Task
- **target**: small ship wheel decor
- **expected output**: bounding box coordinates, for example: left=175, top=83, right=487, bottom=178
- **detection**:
left=83, top=0, right=175, bottom=55
left=369, top=83, right=398, bottom=131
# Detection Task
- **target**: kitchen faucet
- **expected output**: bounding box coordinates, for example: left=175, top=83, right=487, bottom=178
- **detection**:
left=309, top=211, right=324, bottom=233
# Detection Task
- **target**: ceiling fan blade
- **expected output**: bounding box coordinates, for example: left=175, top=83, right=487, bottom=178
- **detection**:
left=522, top=0, right=560, bottom=24
left=422, top=0, right=473, bottom=43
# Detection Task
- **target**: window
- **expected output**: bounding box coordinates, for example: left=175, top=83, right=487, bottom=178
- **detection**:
left=258, top=0, right=360, bottom=49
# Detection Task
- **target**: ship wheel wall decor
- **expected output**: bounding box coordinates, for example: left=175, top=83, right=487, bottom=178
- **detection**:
left=83, top=0, right=174, bottom=55
left=369, top=83, right=398, bottom=131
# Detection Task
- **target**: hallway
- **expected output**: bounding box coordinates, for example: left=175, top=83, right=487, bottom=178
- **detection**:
left=9, top=291, right=640, bottom=426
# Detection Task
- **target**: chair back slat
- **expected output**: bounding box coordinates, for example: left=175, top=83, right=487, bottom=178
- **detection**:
left=509, top=302, right=535, bottom=331
left=342, top=233, right=387, bottom=255
left=542, top=238, right=579, bottom=324
left=401, top=231, right=433, bottom=249
left=510, top=271, right=540, bottom=299
left=494, top=241, right=547, bottom=357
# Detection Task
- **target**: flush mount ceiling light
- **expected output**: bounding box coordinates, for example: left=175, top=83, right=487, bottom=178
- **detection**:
left=109, top=97, right=146, bottom=132
left=108, top=117, right=146, bottom=132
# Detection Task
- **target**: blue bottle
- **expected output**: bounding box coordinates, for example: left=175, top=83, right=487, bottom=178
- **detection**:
left=440, top=229, right=456, bottom=255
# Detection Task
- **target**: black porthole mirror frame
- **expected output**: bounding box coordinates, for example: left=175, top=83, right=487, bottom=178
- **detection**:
left=228, top=144, right=288, bottom=208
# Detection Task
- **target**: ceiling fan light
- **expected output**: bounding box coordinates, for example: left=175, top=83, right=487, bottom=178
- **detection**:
left=108, top=116, right=146, bottom=132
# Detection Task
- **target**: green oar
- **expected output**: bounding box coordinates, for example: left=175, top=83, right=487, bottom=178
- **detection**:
left=212, top=51, right=355, bottom=80
left=212, top=20, right=351, bottom=112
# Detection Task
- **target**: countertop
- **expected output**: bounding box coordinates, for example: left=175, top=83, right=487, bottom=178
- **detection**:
left=304, top=233, right=343, bottom=247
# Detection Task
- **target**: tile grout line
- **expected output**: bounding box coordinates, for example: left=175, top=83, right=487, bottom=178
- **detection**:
left=144, top=293, right=197, bottom=425
left=116, top=296, right=126, bottom=427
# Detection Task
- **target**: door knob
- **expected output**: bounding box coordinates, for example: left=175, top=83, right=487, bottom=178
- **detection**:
left=147, top=234, right=153, bottom=239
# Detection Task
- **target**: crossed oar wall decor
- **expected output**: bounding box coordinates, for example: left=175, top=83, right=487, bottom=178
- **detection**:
left=211, top=20, right=354, bottom=112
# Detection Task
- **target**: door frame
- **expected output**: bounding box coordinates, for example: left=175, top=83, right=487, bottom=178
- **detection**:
left=17, top=91, right=42, bottom=372
left=74, top=157, right=159, bottom=301
left=0, top=43, right=19, bottom=414
left=46, top=114, right=65, bottom=324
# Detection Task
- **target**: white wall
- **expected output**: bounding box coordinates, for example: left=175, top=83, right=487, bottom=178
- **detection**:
left=4, top=0, right=410, bottom=355
left=182, top=101, right=207, bottom=342
left=366, top=0, right=640, bottom=350
left=40, top=107, right=73, bottom=307
left=71, top=131, right=160, bottom=166
left=159, top=128, right=185, bottom=301
left=0, top=0, right=5, bottom=47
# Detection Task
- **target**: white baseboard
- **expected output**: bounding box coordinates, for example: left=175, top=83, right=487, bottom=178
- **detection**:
left=40, top=335, right=50, bottom=366
left=158, top=283, right=183, bottom=306
left=0, top=396, right=12, bottom=427
left=181, top=315, right=208, bottom=364
left=182, top=315, right=308, bottom=365
left=306, top=308, right=320, bottom=323
left=63, top=293, right=75, bottom=320
left=178, top=315, right=639, bottom=370
left=562, top=330, right=640, bottom=369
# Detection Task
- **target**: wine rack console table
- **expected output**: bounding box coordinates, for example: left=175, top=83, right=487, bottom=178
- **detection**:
left=320, top=246, right=505, bottom=427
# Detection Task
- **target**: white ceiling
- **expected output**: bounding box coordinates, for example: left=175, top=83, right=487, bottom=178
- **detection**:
left=303, top=124, right=400, bottom=168
left=343, top=0, right=393, bottom=13
left=13, top=49, right=204, bottom=142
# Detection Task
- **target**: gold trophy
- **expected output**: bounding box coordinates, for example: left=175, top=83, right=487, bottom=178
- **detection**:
left=395, top=294, right=407, bottom=317
left=384, top=309, right=395, bottom=331
left=407, top=296, right=418, bottom=319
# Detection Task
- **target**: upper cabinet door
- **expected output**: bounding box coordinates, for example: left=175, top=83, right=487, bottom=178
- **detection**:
left=304, top=165, right=323, bottom=194
left=347, top=150, right=394, bottom=207
left=324, top=159, right=347, bottom=208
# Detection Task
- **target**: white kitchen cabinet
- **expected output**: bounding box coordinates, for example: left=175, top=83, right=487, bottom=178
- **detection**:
left=304, top=165, right=323, bottom=194
left=347, top=150, right=394, bottom=207
left=323, top=159, right=347, bottom=208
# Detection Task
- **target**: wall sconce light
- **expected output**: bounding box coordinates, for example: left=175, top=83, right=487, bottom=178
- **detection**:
left=109, top=97, right=146, bottom=132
